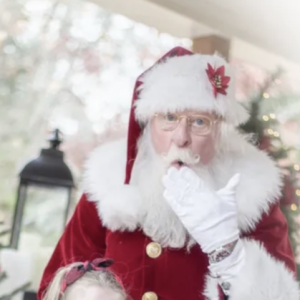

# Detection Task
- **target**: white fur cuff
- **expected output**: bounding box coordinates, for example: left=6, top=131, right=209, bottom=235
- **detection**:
left=229, top=239, right=299, bottom=299
left=204, top=239, right=299, bottom=300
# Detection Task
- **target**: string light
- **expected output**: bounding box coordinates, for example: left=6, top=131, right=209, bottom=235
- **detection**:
left=291, top=204, right=298, bottom=211
left=273, top=131, right=280, bottom=137
left=269, top=113, right=276, bottom=119
left=294, top=164, right=300, bottom=171
left=262, top=115, right=269, bottom=121
left=263, top=93, right=270, bottom=99
left=296, top=190, right=300, bottom=196
left=267, top=129, right=274, bottom=135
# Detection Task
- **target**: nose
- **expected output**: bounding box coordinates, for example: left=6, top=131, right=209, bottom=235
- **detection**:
left=171, top=118, right=192, bottom=148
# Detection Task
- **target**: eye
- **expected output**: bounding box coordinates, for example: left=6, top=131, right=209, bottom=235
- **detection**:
left=164, top=113, right=177, bottom=122
left=193, top=118, right=204, bottom=126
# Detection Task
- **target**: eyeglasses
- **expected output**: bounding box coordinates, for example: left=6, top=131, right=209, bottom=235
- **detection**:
left=154, top=112, right=219, bottom=136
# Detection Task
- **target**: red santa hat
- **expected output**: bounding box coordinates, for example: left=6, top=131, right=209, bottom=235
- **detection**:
left=125, top=46, right=249, bottom=184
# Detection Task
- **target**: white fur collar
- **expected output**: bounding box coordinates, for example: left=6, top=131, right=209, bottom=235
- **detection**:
left=83, top=133, right=282, bottom=234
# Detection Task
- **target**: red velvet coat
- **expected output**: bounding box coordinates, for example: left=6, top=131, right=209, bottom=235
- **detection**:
left=39, top=46, right=299, bottom=299
left=38, top=192, right=295, bottom=300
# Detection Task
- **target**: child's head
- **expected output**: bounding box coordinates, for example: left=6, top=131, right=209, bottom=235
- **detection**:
left=42, top=258, right=126, bottom=300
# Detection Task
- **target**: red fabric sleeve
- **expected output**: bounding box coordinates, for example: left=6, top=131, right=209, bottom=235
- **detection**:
left=37, top=194, right=106, bottom=300
left=244, top=202, right=296, bottom=274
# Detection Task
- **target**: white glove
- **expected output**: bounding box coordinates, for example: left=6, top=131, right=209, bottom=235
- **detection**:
left=162, top=166, right=240, bottom=253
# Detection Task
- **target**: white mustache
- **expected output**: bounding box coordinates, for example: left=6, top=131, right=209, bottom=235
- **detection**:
left=161, top=144, right=200, bottom=165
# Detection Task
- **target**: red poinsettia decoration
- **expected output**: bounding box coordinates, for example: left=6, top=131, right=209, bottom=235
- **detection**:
left=206, top=63, right=231, bottom=98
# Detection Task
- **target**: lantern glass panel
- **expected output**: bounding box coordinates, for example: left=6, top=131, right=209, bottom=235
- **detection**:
left=18, top=184, right=69, bottom=250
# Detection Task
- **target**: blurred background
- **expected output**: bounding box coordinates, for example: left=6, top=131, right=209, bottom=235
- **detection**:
left=0, top=0, right=300, bottom=299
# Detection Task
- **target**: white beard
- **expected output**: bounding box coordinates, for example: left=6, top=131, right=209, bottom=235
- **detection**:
left=130, top=128, right=217, bottom=249
left=84, top=124, right=282, bottom=250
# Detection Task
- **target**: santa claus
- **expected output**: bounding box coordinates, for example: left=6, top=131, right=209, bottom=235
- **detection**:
left=38, top=47, right=299, bottom=300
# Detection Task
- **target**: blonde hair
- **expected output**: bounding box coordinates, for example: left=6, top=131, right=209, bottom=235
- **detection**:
left=42, top=262, right=126, bottom=300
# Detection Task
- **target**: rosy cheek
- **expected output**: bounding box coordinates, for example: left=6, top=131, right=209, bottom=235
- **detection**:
left=192, top=136, right=216, bottom=164
left=150, top=122, right=172, bottom=154
left=152, top=132, right=171, bottom=154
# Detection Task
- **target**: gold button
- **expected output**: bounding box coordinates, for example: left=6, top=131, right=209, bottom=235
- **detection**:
left=142, top=291, right=158, bottom=300
left=146, top=242, right=162, bottom=258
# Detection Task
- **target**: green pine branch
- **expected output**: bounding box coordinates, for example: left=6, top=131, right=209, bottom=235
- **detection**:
left=239, top=68, right=300, bottom=280
left=260, top=94, right=300, bottom=116
left=250, top=68, right=283, bottom=105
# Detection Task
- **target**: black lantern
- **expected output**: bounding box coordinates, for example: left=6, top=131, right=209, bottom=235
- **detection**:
left=10, top=129, right=74, bottom=249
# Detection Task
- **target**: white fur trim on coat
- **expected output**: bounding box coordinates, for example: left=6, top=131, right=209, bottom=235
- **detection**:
left=213, top=131, right=282, bottom=232
left=203, top=239, right=299, bottom=300
left=82, top=130, right=282, bottom=233
left=83, top=138, right=143, bottom=231
left=134, top=54, right=249, bottom=126
left=203, top=276, right=220, bottom=300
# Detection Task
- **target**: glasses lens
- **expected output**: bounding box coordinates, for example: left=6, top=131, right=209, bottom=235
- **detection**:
left=189, top=115, right=212, bottom=135
left=157, top=113, right=178, bottom=130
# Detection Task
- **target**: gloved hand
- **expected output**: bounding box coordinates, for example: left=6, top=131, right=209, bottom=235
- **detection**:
left=162, top=166, right=241, bottom=253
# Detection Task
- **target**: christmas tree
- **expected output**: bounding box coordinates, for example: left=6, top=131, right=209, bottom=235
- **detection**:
left=239, top=68, right=300, bottom=277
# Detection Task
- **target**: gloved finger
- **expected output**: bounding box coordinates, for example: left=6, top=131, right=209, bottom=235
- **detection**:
left=162, top=176, right=181, bottom=198
left=162, top=176, right=183, bottom=195
left=175, top=176, right=190, bottom=188
left=165, top=168, right=189, bottom=188
left=163, top=189, right=173, bottom=202
left=166, top=166, right=181, bottom=181
left=162, top=173, right=176, bottom=188
left=217, top=173, right=240, bottom=199
left=180, top=167, right=202, bottom=186
left=225, top=173, right=241, bottom=191
left=163, top=190, right=182, bottom=212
